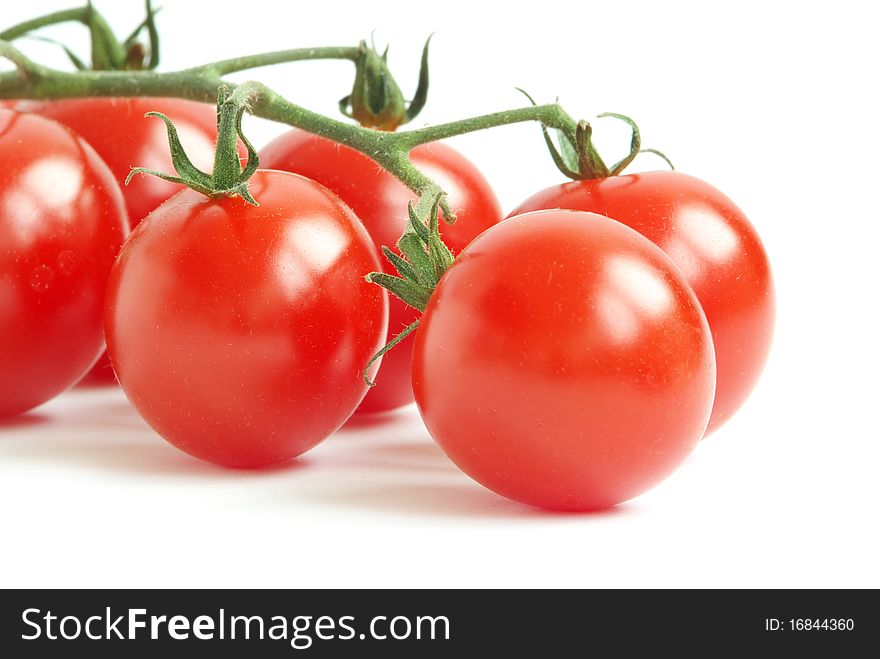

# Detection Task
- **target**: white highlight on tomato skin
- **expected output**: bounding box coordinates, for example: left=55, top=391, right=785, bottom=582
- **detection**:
left=24, top=158, right=84, bottom=209
left=663, top=206, right=741, bottom=282
left=608, top=254, right=675, bottom=316
left=3, top=157, right=85, bottom=243
left=597, top=254, right=676, bottom=344
left=595, top=291, right=641, bottom=344
left=274, top=218, right=350, bottom=299
left=2, top=190, right=41, bottom=242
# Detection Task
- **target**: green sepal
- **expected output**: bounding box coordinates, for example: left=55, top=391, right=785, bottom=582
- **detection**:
left=574, top=114, right=675, bottom=178
left=24, top=35, right=89, bottom=70
left=342, top=35, right=432, bottom=130
left=125, top=86, right=262, bottom=207
left=346, top=39, right=408, bottom=130
left=363, top=192, right=455, bottom=379
left=125, top=167, right=213, bottom=198
left=406, top=201, right=430, bottom=243
left=138, top=111, right=214, bottom=188
left=0, top=1, right=161, bottom=72
left=543, top=129, right=581, bottom=180
left=598, top=112, right=641, bottom=175
left=236, top=105, right=261, bottom=182
left=404, top=34, right=433, bottom=123
left=365, top=273, right=431, bottom=313
left=122, top=0, right=161, bottom=70
left=516, top=89, right=673, bottom=180
left=381, top=246, right=418, bottom=283
left=516, top=88, right=582, bottom=180
left=575, top=120, right=610, bottom=179
left=639, top=148, right=675, bottom=170
left=87, top=0, right=126, bottom=70
left=427, top=235, right=454, bottom=279
left=338, top=95, right=354, bottom=119
left=67, top=51, right=89, bottom=70
left=555, top=128, right=580, bottom=173
left=362, top=319, right=420, bottom=387
left=426, top=200, right=454, bottom=280
left=231, top=182, right=258, bottom=206
left=398, top=231, right=437, bottom=288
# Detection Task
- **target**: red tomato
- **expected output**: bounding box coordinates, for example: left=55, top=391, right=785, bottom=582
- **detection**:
left=413, top=210, right=716, bottom=510
left=260, top=131, right=502, bottom=414
left=0, top=109, right=127, bottom=418
left=14, top=97, right=233, bottom=386
left=105, top=171, right=388, bottom=467
left=510, top=172, right=774, bottom=435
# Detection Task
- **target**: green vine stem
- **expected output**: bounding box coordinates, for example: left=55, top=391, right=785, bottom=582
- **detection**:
left=0, top=7, right=92, bottom=41
left=205, top=46, right=361, bottom=76
left=1, top=4, right=425, bottom=123
left=1, top=1, right=162, bottom=71
left=0, top=38, right=577, bottom=221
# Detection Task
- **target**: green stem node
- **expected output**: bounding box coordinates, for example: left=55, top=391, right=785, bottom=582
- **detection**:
left=126, top=83, right=261, bottom=205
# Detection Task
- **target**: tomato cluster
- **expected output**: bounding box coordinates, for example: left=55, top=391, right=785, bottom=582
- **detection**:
left=0, top=16, right=774, bottom=511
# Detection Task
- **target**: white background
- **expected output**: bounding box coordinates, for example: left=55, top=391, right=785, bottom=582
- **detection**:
left=1, top=0, right=878, bottom=588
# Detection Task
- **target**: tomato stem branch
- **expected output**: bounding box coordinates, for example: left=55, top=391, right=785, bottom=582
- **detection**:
left=394, top=104, right=577, bottom=149
left=202, top=46, right=361, bottom=76
left=0, top=38, right=576, bottom=220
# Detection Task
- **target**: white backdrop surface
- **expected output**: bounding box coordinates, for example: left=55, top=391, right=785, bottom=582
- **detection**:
left=0, top=0, right=877, bottom=588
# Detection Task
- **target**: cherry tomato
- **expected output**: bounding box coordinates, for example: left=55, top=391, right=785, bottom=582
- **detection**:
left=510, top=172, right=774, bottom=435
left=260, top=131, right=502, bottom=414
left=15, top=97, right=235, bottom=386
left=412, top=210, right=716, bottom=510
left=0, top=109, right=127, bottom=418
left=105, top=170, right=388, bottom=468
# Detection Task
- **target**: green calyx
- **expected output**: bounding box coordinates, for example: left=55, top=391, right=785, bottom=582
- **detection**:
left=362, top=191, right=453, bottom=385
left=517, top=90, right=674, bottom=180
left=339, top=34, right=432, bottom=131
left=126, top=84, right=261, bottom=205
left=85, top=0, right=161, bottom=71
left=553, top=114, right=675, bottom=179
left=0, top=0, right=160, bottom=71
left=368, top=193, right=453, bottom=313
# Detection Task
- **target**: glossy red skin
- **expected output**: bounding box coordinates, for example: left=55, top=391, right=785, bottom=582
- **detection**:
left=16, top=97, right=232, bottom=386
left=105, top=171, right=388, bottom=468
left=260, top=131, right=502, bottom=414
left=413, top=211, right=716, bottom=511
left=0, top=110, right=127, bottom=418
left=510, top=172, right=774, bottom=436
